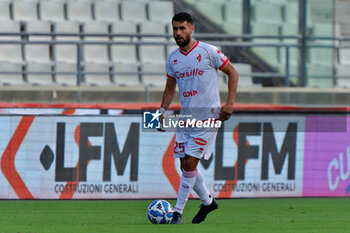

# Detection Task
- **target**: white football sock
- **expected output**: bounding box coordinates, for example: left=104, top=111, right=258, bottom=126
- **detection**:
left=173, top=169, right=197, bottom=214
left=193, top=169, right=213, bottom=206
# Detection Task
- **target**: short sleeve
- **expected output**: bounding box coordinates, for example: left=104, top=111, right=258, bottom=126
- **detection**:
left=208, top=45, right=229, bottom=71
left=166, top=55, right=176, bottom=79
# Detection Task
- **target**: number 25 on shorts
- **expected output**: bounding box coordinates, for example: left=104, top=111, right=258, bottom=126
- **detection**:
left=174, top=142, right=185, bottom=154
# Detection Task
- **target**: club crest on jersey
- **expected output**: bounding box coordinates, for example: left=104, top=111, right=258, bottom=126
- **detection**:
left=196, top=54, right=201, bottom=63
left=221, top=55, right=227, bottom=63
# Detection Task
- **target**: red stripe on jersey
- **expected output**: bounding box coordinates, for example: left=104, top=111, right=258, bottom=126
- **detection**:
left=167, top=74, right=175, bottom=79
left=219, top=58, right=229, bottom=70
left=179, top=41, right=199, bottom=56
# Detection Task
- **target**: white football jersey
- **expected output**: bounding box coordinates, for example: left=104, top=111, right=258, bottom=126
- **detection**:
left=166, top=41, right=229, bottom=120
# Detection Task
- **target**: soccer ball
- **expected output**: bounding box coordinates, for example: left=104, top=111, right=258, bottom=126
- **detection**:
left=147, top=200, right=173, bottom=224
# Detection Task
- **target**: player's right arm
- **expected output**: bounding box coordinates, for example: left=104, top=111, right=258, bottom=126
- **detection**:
left=157, top=78, right=176, bottom=132
left=160, top=78, right=176, bottom=110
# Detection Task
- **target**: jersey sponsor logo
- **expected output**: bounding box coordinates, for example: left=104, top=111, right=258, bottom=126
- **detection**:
left=196, top=54, right=202, bottom=63
left=174, top=69, right=204, bottom=79
left=193, top=137, right=207, bottom=146
left=183, top=90, right=197, bottom=97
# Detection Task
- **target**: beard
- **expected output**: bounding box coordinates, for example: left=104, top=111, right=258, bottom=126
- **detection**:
left=175, top=35, right=191, bottom=47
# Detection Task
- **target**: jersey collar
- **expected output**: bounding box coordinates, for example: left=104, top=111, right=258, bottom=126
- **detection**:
left=179, top=40, right=199, bottom=56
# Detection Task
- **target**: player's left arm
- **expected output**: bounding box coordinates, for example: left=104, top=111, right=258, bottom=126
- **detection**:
left=218, top=62, right=239, bottom=121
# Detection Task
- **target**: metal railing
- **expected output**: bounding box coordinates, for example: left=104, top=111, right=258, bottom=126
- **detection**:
left=0, top=32, right=348, bottom=101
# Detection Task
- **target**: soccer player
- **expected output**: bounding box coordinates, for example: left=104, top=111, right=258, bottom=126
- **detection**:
left=158, top=12, right=239, bottom=224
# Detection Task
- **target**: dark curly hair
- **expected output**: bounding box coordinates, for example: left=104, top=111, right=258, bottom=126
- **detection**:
left=172, top=12, right=193, bottom=24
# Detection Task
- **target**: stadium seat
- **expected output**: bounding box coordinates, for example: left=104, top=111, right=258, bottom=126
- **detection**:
left=55, top=63, right=77, bottom=86
left=199, top=0, right=227, bottom=2
left=308, top=0, right=333, bottom=24
left=39, top=0, right=66, bottom=22
left=222, top=21, right=243, bottom=35
left=26, top=20, right=51, bottom=41
left=24, top=21, right=52, bottom=64
left=308, top=47, right=334, bottom=66
left=253, top=1, right=283, bottom=23
left=67, top=0, right=93, bottom=22
left=251, top=21, right=280, bottom=40
left=84, top=63, right=111, bottom=86
left=139, top=46, right=166, bottom=64
left=336, top=65, right=350, bottom=88
left=53, top=21, right=80, bottom=64
left=0, top=62, right=24, bottom=85
left=148, top=1, right=174, bottom=23
left=251, top=22, right=281, bottom=68
left=195, top=1, right=224, bottom=26
left=224, top=1, right=243, bottom=23
left=111, top=21, right=137, bottom=42
left=339, top=43, right=350, bottom=65
left=120, top=1, right=147, bottom=22
left=335, top=0, right=350, bottom=24
left=26, top=62, right=54, bottom=85
left=311, top=23, right=334, bottom=37
left=183, top=0, right=196, bottom=6
left=0, top=21, right=22, bottom=63
left=13, top=0, right=39, bottom=21
left=285, top=1, right=298, bottom=23
left=280, top=23, right=299, bottom=68
left=306, top=64, right=333, bottom=87
left=139, top=21, right=167, bottom=42
left=139, top=21, right=167, bottom=64
left=141, top=63, right=166, bottom=87
left=232, top=63, right=258, bottom=87
left=110, top=21, right=138, bottom=64
left=111, top=44, right=137, bottom=64
left=94, top=0, right=120, bottom=22
left=113, top=63, right=141, bottom=86
left=0, top=1, right=11, bottom=21
left=82, top=21, right=110, bottom=64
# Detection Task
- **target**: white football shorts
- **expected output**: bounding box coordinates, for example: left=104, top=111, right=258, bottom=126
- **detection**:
left=173, top=127, right=218, bottom=160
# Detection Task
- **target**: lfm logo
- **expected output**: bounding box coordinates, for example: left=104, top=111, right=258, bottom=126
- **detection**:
left=40, top=122, right=140, bottom=182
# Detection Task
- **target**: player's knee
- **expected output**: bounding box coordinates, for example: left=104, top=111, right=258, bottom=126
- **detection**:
left=182, top=168, right=197, bottom=178
left=182, top=155, right=199, bottom=171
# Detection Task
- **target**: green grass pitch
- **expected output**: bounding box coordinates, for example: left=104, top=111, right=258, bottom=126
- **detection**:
left=0, top=198, right=349, bottom=233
